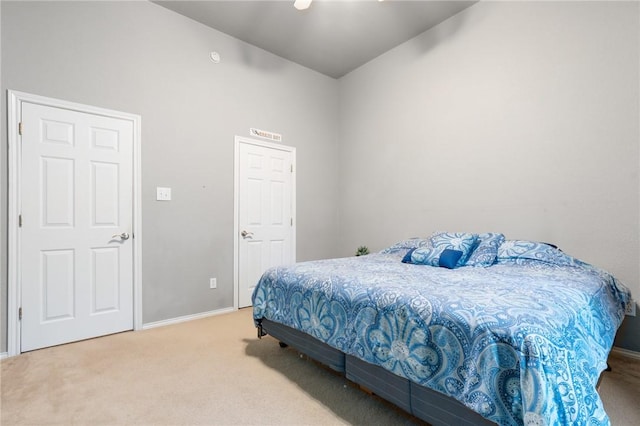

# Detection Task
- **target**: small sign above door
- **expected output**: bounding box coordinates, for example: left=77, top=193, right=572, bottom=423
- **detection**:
left=249, top=128, right=282, bottom=142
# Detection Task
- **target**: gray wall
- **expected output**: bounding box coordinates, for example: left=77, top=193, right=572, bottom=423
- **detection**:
left=0, top=1, right=340, bottom=351
left=338, top=1, right=640, bottom=351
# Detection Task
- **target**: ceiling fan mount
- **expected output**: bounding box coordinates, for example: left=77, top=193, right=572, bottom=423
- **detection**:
left=295, top=0, right=385, bottom=11
left=294, top=0, right=312, bottom=10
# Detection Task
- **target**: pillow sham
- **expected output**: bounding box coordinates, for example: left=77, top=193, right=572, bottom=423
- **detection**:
left=496, top=240, right=572, bottom=266
left=380, top=238, right=431, bottom=254
left=410, top=232, right=478, bottom=267
left=429, top=232, right=478, bottom=267
left=466, top=233, right=505, bottom=267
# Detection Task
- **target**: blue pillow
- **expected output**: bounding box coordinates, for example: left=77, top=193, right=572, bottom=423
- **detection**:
left=429, top=232, right=478, bottom=267
left=439, top=249, right=463, bottom=269
left=466, top=233, right=505, bottom=267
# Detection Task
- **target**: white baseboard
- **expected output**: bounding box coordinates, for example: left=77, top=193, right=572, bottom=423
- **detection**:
left=142, top=306, right=236, bottom=330
left=0, top=308, right=237, bottom=359
left=612, top=346, right=640, bottom=361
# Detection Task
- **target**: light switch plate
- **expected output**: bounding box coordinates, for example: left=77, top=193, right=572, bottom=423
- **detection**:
left=156, top=187, right=171, bottom=201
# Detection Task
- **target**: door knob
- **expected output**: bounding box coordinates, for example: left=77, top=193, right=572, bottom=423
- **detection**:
left=112, top=232, right=130, bottom=240
left=241, top=230, right=254, bottom=239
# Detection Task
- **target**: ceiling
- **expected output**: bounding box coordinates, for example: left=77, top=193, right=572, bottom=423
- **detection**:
left=153, top=1, right=477, bottom=79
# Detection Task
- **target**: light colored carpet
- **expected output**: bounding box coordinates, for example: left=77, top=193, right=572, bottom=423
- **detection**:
left=599, top=350, right=640, bottom=425
left=0, top=308, right=638, bottom=425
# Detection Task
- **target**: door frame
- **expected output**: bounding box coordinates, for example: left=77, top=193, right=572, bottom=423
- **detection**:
left=7, top=90, right=143, bottom=356
left=233, top=136, right=296, bottom=309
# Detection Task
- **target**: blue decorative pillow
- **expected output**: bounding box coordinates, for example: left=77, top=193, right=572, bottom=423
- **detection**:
left=380, top=238, right=431, bottom=254
left=466, top=233, right=505, bottom=267
left=496, top=240, right=573, bottom=266
left=429, top=232, right=478, bottom=267
left=439, top=249, right=463, bottom=269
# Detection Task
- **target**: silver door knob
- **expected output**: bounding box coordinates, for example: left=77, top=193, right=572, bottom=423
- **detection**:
left=241, top=230, right=253, bottom=239
left=112, top=232, right=130, bottom=240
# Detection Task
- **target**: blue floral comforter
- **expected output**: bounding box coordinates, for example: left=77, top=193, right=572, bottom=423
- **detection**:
left=252, top=251, right=630, bottom=425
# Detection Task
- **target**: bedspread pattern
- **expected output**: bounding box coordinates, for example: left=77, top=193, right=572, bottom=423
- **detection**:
left=252, top=253, right=629, bottom=426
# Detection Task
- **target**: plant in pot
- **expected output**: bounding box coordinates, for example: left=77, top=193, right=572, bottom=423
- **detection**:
left=355, top=246, right=370, bottom=256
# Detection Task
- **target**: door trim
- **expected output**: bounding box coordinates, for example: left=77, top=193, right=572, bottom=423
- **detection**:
left=233, top=136, right=296, bottom=309
left=7, top=90, right=143, bottom=356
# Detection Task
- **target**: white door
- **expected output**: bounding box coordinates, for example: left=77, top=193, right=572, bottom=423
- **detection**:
left=20, top=102, right=134, bottom=352
left=237, top=139, right=295, bottom=308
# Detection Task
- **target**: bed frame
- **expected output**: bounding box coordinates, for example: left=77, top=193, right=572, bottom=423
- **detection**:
left=258, top=318, right=496, bottom=426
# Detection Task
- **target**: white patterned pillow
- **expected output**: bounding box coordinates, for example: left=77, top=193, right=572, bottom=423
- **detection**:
left=380, top=238, right=431, bottom=254
left=410, top=232, right=478, bottom=267
left=409, top=246, right=441, bottom=266
left=466, top=233, right=505, bottom=267
left=429, top=232, right=478, bottom=266
left=496, top=240, right=572, bottom=266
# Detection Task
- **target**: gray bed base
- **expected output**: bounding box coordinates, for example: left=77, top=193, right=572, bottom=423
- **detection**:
left=259, top=318, right=495, bottom=426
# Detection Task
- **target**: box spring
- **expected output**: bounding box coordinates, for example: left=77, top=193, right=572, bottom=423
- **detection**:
left=410, top=381, right=495, bottom=425
left=260, top=319, right=496, bottom=425
left=261, top=318, right=345, bottom=372
left=345, top=354, right=411, bottom=413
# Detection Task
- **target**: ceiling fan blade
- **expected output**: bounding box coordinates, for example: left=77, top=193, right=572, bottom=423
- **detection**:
left=294, top=0, right=312, bottom=11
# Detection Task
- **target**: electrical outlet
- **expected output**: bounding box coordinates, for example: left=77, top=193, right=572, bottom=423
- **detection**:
left=209, top=278, right=217, bottom=289
left=156, top=187, right=171, bottom=201
left=625, top=299, right=636, bottom=316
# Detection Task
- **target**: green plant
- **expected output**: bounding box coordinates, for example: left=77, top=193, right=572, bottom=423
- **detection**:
left=355, top=246, right=370, bottom=256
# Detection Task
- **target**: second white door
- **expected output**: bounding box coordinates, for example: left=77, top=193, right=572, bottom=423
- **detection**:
left=237, top=138, right=295, bottom=308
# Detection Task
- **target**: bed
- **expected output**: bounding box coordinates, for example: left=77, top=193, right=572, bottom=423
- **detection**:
left=252, top=233, right=631, bottom=425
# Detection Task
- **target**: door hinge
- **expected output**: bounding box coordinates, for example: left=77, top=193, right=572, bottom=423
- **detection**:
left=19, top=214, right=22, bottom=227
left=18, top=307, right=22, bottom=321
left=18, top=122, right=23, bottom=136
left=290, top=164, right=293, bottom=173
left=290, top=218, right=293, bottom=226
